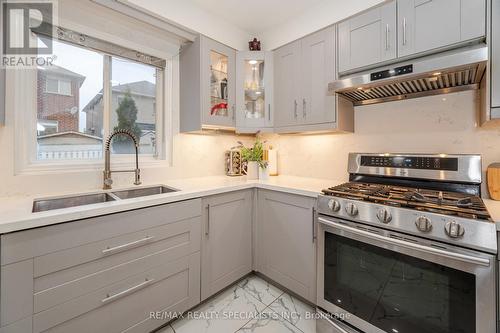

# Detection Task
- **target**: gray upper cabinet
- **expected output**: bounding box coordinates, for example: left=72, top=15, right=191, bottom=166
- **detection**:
left=235, top=51, right=274, bottom=133
left=398, top=0, right=486, bottom=58
left=301, top=26, right=336, bottom=125
left=274, top=27, right=354, bottom=133
left=180, top=35, right=236, bottom=132
left=201, top=190, right=253, bottom=300
left=255, top=190, right=317, bottom=303
left=492, top=0, right=500, bottom=111
left=338, top=1, right=397, bottom=73
left=274, top=41, right=302, bottom=128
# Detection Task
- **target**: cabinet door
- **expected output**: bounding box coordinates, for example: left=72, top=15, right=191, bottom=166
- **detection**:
left=301, top=26, right=336, bottom=125
left=338, top=1, right=397, bottom=73
left=492, top=0, right=500, bottom=109
left=201, top=190, right=253, bottom=300
left=236, top=51, right=273, bottom=132
left=202, top=37, right=236, bottom=128
left=398, top=0, right=486, bottom=58
left=256, top=190, right=316, bottom=303
left=274, top=41, right=301, bottom=127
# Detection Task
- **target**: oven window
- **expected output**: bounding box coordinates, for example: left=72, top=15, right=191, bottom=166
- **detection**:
left=324, top=232, right=476, bottom=333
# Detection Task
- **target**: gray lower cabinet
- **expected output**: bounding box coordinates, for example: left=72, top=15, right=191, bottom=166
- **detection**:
left=255, top=190, right=317, bottom=303
left=201, top=190, right=253, bottom=300
left=398, top=0, right=486, bottom=58
left=338, top=0, right=397, bottom=73
left=0, top=199, right=202, bottom=333
left=497, top=232, right=500, bottom=332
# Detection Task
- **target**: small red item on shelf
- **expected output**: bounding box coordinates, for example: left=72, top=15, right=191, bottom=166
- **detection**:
left=211, top=103, right=228, bottom=115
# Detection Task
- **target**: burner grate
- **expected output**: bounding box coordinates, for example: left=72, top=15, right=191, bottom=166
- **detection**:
left=323, top=182, right=491, bottom=221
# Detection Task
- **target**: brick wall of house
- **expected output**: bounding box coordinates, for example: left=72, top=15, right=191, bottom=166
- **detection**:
left=37, top=71, right=80, bottom=132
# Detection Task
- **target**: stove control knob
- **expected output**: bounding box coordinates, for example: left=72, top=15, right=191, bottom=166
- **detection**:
left=445, top=221, right=465, bottom=238
left=376, top=209, right=392, bottom=224
left=345, top=202, right=359, bottom=217
left=415, top=216, right=432, bottom=233
left=328, top=199, right=341, bottom=212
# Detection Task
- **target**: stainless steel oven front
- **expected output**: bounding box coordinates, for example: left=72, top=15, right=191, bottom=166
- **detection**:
left=316, top=215, right=496, bottom=333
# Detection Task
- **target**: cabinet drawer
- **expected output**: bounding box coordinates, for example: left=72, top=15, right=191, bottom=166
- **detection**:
left=34, top=215, right=201, bottom=278
left=33, top=253, right=200, bottom=333
left=1, top=198, right=202, bottom=265
left=33, top=217, right=200, bottom=313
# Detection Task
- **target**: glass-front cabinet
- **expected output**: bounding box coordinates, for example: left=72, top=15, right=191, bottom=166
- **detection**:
left=235, top=51, right=273, bottom=133
left=203, top=38, right=235, bottom=129
left=180, top=35, right=236, bottom=132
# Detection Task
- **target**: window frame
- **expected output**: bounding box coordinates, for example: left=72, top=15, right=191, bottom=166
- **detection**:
left=45, top=77, right=72, bottom=96
left=13, top=30, right=173, bottom=175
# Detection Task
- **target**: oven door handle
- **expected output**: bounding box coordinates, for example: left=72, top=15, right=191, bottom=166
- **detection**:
left=318, top=217, right=490, bottom=267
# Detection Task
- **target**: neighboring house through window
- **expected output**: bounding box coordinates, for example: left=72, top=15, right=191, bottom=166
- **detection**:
left=30, top=36, right=165, bottom=163
left=83, top=73, right=158, bottom=155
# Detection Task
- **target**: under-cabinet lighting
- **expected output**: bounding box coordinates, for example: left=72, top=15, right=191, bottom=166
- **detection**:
left=249, top=60, right=258, bottom=65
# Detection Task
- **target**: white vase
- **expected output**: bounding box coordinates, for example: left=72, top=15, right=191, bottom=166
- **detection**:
left=259, top=166, right=269, bottom=181
left=246, top=161, right=259, bottom=180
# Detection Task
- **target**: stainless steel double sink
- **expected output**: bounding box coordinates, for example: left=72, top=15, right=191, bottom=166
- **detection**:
left=32, top=185, right=179, bottom=213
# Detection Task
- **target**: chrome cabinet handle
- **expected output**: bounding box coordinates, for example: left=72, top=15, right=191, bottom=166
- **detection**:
left=318, top=217, right=490, bottom=267
left=206, top=204, right=210, bottom=236
left=268, top=104, right=271, bottom=122
left=101, top=278, right=154, bottom=303
left=312, top=207, right=317, bottom=243
left=294, top=100, right=298, bottom=119
left=102, top=236, right=154, bottom=255
left=232, top=104, right=235, bottom=120
left=403, top=17, right=407, bottom=46
left=302, top=98, right=306, bottom=118
left=385, top=24, right=390, bottom=50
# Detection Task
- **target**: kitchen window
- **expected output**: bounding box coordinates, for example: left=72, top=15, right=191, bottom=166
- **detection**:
left=13, top=27, right=170, bottom=171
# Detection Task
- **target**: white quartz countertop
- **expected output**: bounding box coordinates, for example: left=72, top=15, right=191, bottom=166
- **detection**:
left=0, top=176, right=345, bottom=234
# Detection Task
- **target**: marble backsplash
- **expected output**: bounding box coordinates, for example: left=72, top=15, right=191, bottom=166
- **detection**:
left=264, top=90, right=500, bottom=197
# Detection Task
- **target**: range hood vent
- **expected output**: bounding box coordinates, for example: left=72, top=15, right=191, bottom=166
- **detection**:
left=329, top=45, right=488, bottom=106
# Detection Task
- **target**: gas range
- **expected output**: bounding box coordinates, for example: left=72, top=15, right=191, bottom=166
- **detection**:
left=316, top=153, right=496, bottom=253
left=316, top=153, right=497, bottom=333
left=322, top=182, right=490, bottom=220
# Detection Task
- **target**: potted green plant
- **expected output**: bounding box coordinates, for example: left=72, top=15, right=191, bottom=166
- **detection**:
left=237, top=138, right=268, bottom=180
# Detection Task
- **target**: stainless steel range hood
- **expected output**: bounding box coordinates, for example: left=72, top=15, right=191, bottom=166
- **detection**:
left=329, top=45, right=488, bottom=106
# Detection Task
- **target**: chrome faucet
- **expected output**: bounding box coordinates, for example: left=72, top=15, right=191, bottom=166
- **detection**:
left=103, top=129, right=141, bottom=190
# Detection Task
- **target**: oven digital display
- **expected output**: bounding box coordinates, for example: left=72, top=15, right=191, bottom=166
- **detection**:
left=360, top=156, right=458, bottom=171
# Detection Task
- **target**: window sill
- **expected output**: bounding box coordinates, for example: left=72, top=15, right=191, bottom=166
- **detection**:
left=16, top=157, right=171, bottom=176
left=44, top=91, right=73, bottom=97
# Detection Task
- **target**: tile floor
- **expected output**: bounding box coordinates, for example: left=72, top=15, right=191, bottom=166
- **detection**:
left=157, top=274, right=316, bottom=333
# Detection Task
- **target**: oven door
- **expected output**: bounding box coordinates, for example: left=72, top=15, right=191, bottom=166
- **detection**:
left=317, top=215, right=496, bottom=333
